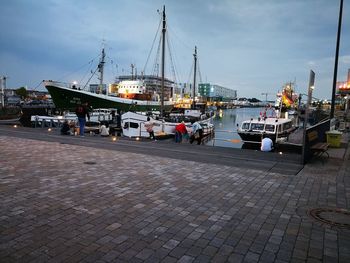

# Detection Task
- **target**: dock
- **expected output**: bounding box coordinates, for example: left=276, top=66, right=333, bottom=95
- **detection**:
left=1, top=125, right=349, bottom=262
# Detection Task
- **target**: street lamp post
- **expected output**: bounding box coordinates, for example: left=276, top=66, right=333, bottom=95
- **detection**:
left=330, top=0, right=344, bottom=119
left=301, top=70, right=315, bottom=164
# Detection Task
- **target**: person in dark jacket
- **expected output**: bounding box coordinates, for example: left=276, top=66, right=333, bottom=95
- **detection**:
left=75, top=102, right=90, bottom=136
left=60, top=120, right=71, bottom=135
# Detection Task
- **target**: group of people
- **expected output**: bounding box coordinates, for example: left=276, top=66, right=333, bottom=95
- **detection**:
left=145, top=117, right=204, bottom=145
left=60, top=102, right=90, bottom=136
left=62, top=102, right=205, bottom=144
left=61, top=102, right=109, bottom=137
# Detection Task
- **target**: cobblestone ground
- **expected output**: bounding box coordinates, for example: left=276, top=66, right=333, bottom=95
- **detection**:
left=0, top=136, right=349, bottom=262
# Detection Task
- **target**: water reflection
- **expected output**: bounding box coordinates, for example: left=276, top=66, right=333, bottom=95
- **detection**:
left=205, top=107, right=264, bottom=148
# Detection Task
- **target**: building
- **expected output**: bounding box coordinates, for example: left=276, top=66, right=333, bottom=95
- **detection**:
left=336, top=69, right=350, bottom=111
left=116, top=75, right=175, bottom=101
left=198, top=83, right=237, bottom=102
left=89, top=84, right=107, bottom=94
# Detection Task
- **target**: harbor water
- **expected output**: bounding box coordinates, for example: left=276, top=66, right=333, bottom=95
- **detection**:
left=206, top=107, right=264, bottom=148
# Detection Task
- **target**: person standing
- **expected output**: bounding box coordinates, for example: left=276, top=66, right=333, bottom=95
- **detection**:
left=261, top=134, right=274, bottom=152
left=175, top=121, right=188, bottom=143
left=144, top=117, right=156, bottom=140
left=190, top=120, right=203, bottom=145
left=75, top=102, right=90, bottom=136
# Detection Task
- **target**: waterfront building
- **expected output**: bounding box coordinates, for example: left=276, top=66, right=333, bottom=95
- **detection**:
left=89, top=84, right=107, bottom=94
left=198, top=83, right=237, bottom=102
left=116, top=75, right=175, bottom=101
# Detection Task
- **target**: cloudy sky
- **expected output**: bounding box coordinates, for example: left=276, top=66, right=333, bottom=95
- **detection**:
left=0, top=0, right=349, bottom=100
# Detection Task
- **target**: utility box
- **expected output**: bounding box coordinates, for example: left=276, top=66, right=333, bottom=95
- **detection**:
left=326, top=130, right=343, bottom=148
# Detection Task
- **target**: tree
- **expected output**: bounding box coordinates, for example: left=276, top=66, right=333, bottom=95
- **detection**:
left=15, top=87, right=28, bottom=99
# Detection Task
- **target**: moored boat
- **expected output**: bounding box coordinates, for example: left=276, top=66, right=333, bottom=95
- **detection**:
left=237, top=117, right=297, bottom=144
left=121, top=111, right=214, bottom=139
left=44, top=79, right=174, bottom=112
left=44, top=7, right=176, bottom=113
left=275, top=81, right=299, bottom=115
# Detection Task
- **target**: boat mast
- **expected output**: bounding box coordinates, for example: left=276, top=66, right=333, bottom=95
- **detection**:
left=98, top=47, right=105, bottom=91
left=0, top=76, right=6, bottom=109
left=192, top=46, right=197, bottom=109
left=160, top=5, right=166, bottom=117
left=131, top=64, right=135, bottom=80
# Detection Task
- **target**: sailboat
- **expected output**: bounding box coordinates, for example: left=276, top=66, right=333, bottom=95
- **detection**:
left=121, top=8, right=214, bottom=139
left=43, top=10, right=175, bottom=112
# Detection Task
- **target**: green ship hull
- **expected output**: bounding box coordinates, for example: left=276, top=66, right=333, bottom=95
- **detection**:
left=45, top=81, right=174, bottom=112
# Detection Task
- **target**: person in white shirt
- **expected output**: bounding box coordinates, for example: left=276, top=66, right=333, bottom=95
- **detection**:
left=261, top=134, right=273, bottom=152
left=100, top=124, right=109, bottom=137
left=144, top=117, right=156, bottom=140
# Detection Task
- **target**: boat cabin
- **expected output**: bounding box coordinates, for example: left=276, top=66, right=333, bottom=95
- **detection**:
left=238, top=117, right=295, bottom=143
left=240, top=118, right=292, bottom=134
left=117, top=80, right=146, bottom=95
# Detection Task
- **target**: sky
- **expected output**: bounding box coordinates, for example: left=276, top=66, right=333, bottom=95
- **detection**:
left=0, top=0, right=349, bottom=101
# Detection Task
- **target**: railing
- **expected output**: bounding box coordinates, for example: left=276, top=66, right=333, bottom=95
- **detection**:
left=31, top=116, right=68, bottom=128
left=200, top=129, right=241, bottom=146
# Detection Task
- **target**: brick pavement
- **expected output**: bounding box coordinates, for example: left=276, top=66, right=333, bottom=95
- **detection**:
left=0, top=135, right=350, bottom=262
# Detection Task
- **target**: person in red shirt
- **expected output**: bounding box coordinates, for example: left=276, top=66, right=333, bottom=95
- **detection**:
left=175, top=121, right=188, bottom=143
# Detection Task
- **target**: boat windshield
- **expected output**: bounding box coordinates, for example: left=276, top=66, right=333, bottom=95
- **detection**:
left=283, top=122, right=292, bottom=130
left=251, top=123, right=264, bottom=131
left=242, top=123, right=250, bottom=130
left=265, top=124, right=275, bottom=132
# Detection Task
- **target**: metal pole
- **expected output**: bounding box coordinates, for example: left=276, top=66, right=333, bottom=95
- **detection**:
left=301, top=70, right=315, bottom=164
left=330, top=0, right=343, bottom=119
left=0, top=76, right=5, bottom=108
left=192, top=46, right=197, bottom=109
left=160, top=6, right=166, bottom=118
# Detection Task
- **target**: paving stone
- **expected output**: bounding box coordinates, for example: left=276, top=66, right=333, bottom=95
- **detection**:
left=0, top=135, right=349, bottom=262
left=185, top=246, right=202, bottom=257
left=227, top=253, right=244, bottom=263
left=135, top=248, right=154, bottom=260
left=163, top=239, right=180, bottom=250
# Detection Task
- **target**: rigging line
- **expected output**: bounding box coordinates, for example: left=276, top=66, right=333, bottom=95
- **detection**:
left=167, top=30, right=183, bottom=83
left=167, top=24, right=193, bottom=51
left=187, top=60, right=194, bottom=84
left=78, top=62, right=95, bottom=84
left=83, top=67, right=99, bottom=91
left=106, top=56, right=117, bottom=79
left=151, top=36, right=162, bottom=77
left=143, top=18, right=162, bottom=74
left=32, top=80, right=44, bottom=91
left=80, top=50, right=109, bottom=87
left=79, top=56, right=100, bottom=84
left=57, top=56, right=98, bottom=82
left=166, top=33, right=179, bottom=85
left=197, top=58, right=203, bottom=83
